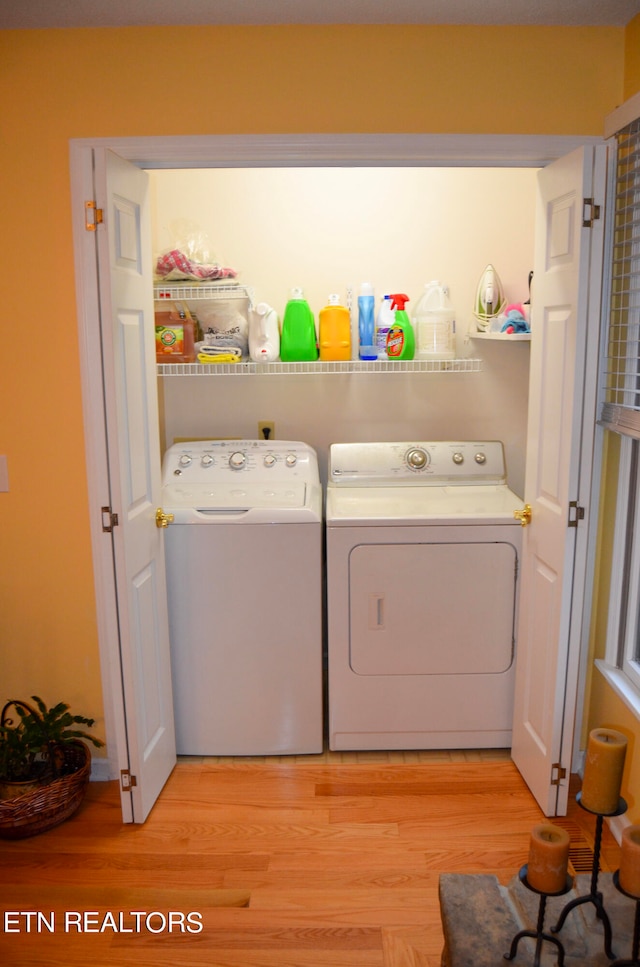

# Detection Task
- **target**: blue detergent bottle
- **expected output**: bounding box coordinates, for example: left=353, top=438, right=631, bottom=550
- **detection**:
left=358, top=283, right=377, bottom=360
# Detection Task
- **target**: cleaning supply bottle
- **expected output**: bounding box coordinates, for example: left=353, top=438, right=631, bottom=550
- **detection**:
left=375, top=295, right=394, bottom=360
left=319, top=294, right=351, bottom=361
left=155, top=305, right=196, bottom=363
left=386, top=294, right=415, bottom=360
left=280, top=288, right=318, bottom=362
left=248, top=302, right=280, bottom=362
left=413, top=282, right=456, bottom=359
left=358, top=283, right=377, bottom=360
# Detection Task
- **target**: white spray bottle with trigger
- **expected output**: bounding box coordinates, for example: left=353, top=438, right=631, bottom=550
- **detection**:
left=248, top=302, right=280, bottom=362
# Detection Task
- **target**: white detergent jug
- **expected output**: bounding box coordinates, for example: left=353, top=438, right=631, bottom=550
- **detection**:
left=413, top=282, right=456, bottom=360
left=248, top=302, right=280, bottom=362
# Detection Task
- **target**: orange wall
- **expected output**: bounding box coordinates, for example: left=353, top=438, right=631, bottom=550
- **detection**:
left=0, top=24, right=628, bottom=755
left=625, top=13, right=640, bottom=98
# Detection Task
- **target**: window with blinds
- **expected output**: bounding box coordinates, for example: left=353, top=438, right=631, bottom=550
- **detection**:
left=601, top=118, right=640, bottom=437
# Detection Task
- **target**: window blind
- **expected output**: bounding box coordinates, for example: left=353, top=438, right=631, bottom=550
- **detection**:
left=601, top=118, right=640, bottom=437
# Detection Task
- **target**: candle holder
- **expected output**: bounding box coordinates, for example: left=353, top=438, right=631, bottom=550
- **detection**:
left=504, top=865, right=573, bottom=967
left=610, top=870, right=640, bottom=967
left=550, top=791, right=627, bottom=960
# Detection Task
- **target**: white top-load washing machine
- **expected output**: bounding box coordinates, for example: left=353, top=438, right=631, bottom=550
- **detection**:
left=162, top=439, right=323, bottom=756
left=326, top=441, right=523, bottom=751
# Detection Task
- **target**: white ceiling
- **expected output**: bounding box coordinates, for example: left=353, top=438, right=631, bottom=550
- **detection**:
left=2, top=0, right=640, bottom=30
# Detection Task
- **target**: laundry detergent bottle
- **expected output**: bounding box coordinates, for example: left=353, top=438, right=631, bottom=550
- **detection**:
left=375, top=295, right=394, bottom=360
left=386, top=294, right=415, bottom=360
left=358, top=283, right=377, bottom=360
left=249, top=301, right=280, bottom=362
left=319, top=293, right=351, bottom=361
left=413, top=282, right=456, bottom=359
left=280, top=287, right=318, bottom=362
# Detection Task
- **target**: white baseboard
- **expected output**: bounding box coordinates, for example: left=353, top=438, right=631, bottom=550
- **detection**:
left=607, top=811, right=629, bottom=846
left=90, top=757, right=114, bottom=782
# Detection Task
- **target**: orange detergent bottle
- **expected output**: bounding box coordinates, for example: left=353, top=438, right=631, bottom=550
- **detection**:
left=319, top=294, right=351, bottom=361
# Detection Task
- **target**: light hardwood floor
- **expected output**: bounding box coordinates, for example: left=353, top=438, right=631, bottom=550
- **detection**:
left=0, top=750, right=620, bottom=967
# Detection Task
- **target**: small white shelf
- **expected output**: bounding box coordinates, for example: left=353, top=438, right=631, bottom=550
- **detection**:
left=468, top=331, right=531, bottom=341
left=158, top=358, right=482, bottom=376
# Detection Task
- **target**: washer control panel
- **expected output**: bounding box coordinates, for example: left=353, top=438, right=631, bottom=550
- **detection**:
left=161, top=439, right=317, bottom=485
left=329, top=441, right=507, bottom=486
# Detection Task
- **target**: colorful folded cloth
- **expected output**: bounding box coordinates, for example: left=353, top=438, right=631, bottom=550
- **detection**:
left=156, top=249, right=238, bottom=282
left=500, top=310, right=531, bottom=334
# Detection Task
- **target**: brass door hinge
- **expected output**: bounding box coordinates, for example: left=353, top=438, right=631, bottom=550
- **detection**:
left=551, top=762, right=567, bottom=786
left=85, top=200, right=104, bottom=231
left=120, top=770, right=137, bottom=791
left=101, top=506, right=119, bottom=533
left=583, top=198, right=601, bottom=228
left=568, top=501, right=585, bottom=528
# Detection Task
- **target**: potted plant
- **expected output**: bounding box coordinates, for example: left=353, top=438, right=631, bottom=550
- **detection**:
left=0, top=696, right=104, bottom=838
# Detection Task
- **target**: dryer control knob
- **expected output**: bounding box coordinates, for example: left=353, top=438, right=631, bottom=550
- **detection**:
left=474, top=452, right=487, bottom=464
left=178, top=454, right=192, bottom=467
left=201, top=454, right=214, bottom=467
left=285, top=453, right=298, bottom=467
left=229, top=451, right=247, bottom=470
left=452, top=452, right=464, bottom=464
left=264, top=454, right=276, bottom=467
left=406, top=448, right=428, bottom=470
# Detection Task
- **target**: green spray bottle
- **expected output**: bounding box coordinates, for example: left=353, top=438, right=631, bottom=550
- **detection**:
left=386, top=294, right=415, bottom=360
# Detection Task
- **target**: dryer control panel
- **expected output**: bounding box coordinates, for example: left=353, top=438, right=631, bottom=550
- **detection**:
left=328, top=441, right=507, bottom=486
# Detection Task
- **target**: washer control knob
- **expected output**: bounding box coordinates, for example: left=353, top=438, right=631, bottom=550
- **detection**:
left=452, top=452, right=464, bottom=465
left=285, top=453, right=298, bottom=467
left=229, top=451, right=247, bottom=470
left=264, top=454, right=276, bottom=467
left=201, top=454, right=214, bottom=468
left=474, top=452, right=487, bottom=464
left=406, top=448, right=428, bottom=470
left=178, top=454, right=192, bottom=467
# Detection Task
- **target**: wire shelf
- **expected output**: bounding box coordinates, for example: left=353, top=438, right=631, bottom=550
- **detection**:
left=154, top=282, right=253, bottom=302
left=157, top=358, right=482, bottom=376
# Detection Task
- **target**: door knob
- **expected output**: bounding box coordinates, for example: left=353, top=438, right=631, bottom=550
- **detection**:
left=514, top=503, right=532, bottom=527
left=155, top=507, right=174, bottom=528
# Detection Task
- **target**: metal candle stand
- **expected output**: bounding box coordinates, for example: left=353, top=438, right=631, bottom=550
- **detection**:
left=611, top=870, right=640, bottom=967
left=550, top=792, right=627, bottom=961
left=504, top=866, right=573, bottom=967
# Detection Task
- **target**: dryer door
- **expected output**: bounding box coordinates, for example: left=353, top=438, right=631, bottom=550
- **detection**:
left=349, top=541, right=517, bottom=676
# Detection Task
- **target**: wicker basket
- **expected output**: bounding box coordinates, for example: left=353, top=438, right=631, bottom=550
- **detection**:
left=0, top=740, right=91, bottom=839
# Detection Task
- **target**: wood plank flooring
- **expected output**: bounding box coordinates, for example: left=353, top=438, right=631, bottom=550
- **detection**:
left=0, top=751, right=621, bottom=967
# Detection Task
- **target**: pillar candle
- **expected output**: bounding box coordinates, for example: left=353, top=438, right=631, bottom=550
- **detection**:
left=619, top=826, right=640, bottom=897
left=580, top=728, right=627, bottom=814
left=527, top=823, right=571, bottom=894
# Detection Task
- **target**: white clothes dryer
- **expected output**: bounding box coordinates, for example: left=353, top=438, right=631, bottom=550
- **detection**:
left=326, top=441, right=523, bottom=751
left=162, top=439, right=323, bottom=756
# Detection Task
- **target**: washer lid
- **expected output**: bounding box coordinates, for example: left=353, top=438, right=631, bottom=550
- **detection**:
left=326, top=484, right=523, bottom=525
left=163, top=481, right=322, bottom=523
